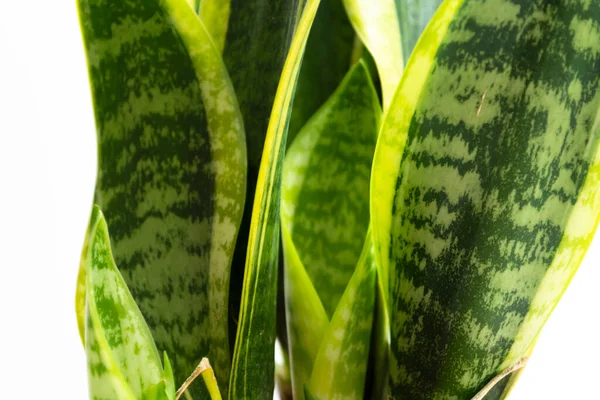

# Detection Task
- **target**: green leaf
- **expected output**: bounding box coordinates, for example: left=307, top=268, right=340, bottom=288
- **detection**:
left=281, top=61, right=380, bottom=316
left=303, top=385, right=320, bottom=400
left=197, top=0, right=305, bottom=350
left=395, top=0, right=443, bottom=62
left=77, top=0, right=246, bottom=397
left=281, top=61, right=380, bottom=399
left=288, top=0, right=356, bottom=145
left=85, top=206, right=174, bottom=400
left=371, top=0, right=600, bottom=398
left=281, top=225, right=329, bottom=400
left=307, top=232, right=376, bottom=399
left=342, top=0, right=403, bottom=108
left=199, top=0, right=230, bottom=52
left=228, top=1, right=322, bottom=398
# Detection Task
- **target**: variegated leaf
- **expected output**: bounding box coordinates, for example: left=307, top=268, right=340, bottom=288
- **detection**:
left=77, top=0, right=246, bottom=397
left=371, top=0, right=600, bottom=397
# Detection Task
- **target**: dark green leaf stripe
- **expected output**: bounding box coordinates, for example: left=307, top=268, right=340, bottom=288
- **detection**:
left=395, top=0, right=443, bottom=63
left=85, top=206, right=173, bottom=400
left=78, top=0, right=246, bottom=397
left=287, top=0, right=356, bottom=145
left=228, top=1, right=321, bottom=398
left=200, top=0, right=302, bottom=349
left=371, top=0, right=600, bottom=398
left=281, top=61, right=380, bottom=316
left=307, top=231, right=376, bottom=400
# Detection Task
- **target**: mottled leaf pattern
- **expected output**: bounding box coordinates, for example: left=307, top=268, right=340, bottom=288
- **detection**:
left=371, top=0, right=600, bottom=398
left=77, top=0, right=246, bottom=397
left=281, top=61, right=380, bottom=316
left=85, top=206, right=174, bottom=400
left=228, top=0, right=321, bottom=398
left=342, top=0, right=403, bottom=108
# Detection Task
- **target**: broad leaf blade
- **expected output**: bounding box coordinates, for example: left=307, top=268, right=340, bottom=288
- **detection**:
left=228, top=1, right=322, bottom=398
left=85, top=206, right=168, bottom=400
left=342, top=0, right=403, bottom=108
left=371, top=0, right=600, bottom=398
left=78, top=0, right=246, bottom=396
left=308, top=232, right=376, bottom=399
left=395, top=0, right=443, bottom=62
left=281, top=61, right=380, bottom=316
left=281, top=225, right=329, bottom=400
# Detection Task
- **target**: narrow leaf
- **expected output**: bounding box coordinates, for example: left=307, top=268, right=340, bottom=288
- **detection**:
left=308, top=232, right=376, bottom=399
left=281, top=225, right=329, bottom=400
left=228, top=1, right=322, bottom=398
left=198, top=0, right=304, bottom=348
left=395, top=0, right=443, bottom=62
left=342, top=0, right=403, bottom=108
left=85, top=206, right=171, bottom=400
left=77, top=0, right=246, bottom=397
left=371, top=0, right=600, bottom=398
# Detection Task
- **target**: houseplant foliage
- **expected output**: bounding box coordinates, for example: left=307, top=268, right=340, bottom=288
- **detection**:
left=75, top=0, right=600, bottom=399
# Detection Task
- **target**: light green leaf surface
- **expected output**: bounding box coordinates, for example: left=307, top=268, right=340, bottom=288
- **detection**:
left=342, top=0, right=403, bottom=108
left=371, top=0, right=600, bottom=398
left=281, top=61, right=380, bottom=399
left=395, top=0, right=443, bottom=62
left=85, top=206, right=174, bottom=400
left=307, top=232, right=376, bottom=400
left=77, top=0, right=246, bottom=397
left=282, top=225, right=329, bottom=400
left=228, top=1, right=321, bottom=398
left=198, top=0, right=304, bottom=349
left=303, top=386, right=319, bottom=400
left=281, top=61, right=380, bottom=316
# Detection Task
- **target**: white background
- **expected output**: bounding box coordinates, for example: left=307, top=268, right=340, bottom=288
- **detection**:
left=0, top=2, right=598, bottom=399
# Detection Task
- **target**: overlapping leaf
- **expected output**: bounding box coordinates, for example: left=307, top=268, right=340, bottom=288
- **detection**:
left=395, top=0, right=444, bottom=62
left=371, top=0, right=600, bottom=397
left=228, top=1, right=322, bottom=398
left=85, top=206, right=176, bottom=400
left=77, top=0, right=246, bottom=397
left=342, top=0, right=403, bottom=108
left=281, top=61, right=381, bottom=399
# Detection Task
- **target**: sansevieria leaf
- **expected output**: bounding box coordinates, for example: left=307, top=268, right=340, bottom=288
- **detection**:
left=288, top=0, right=356, bottom=144
left=371, top=0, right=600, bottom=398
left=307, top=232, right=376, bottom=400
left=228, top=0, right=321, bottom=398
left=395, top=0, right=443, bottom=62
left=77, top=0, right=246, bottom=397
left=342, top=0, right=403, bottom=108
left=281, top=61, right=380, bottom=399
left=85, top=206, right=176, bottom=400
left=196, top=0, right=303, bottom=345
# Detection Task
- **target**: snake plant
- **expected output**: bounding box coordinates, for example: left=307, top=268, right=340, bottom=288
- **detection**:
left=75, top=0, right=600, bottom=399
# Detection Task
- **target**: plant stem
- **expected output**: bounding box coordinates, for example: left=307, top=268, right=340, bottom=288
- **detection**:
left=176, top=358, right=223, bottom=400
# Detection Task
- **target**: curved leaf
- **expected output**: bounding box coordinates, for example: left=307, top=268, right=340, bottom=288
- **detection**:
left=371, top=0, right=600, bottom=398
left=342, top=0, right=403, bottom=108
left=198, top=0, right=230, bottom=53
left=307, top=232, right=376, bottom=400
left=77, top=0, right=246, bottom=396
left=85, top=206, right=174, bottom=400
left=228, top=1, right=322, bottom=398
left=281, top=61, right=380, bottom=316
